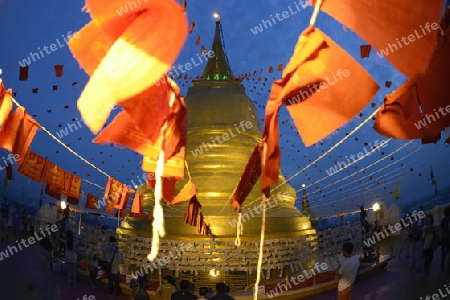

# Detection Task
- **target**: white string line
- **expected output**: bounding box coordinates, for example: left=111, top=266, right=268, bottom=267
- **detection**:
left=237, top=108, right=382, bottom=213
left=308, top=144, right=444, bottom=205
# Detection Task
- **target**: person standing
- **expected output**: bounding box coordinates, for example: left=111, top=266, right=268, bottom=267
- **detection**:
left=102, top=236, right=123, bottom=298
left=397, top=223, right=410, bottom=259
left=157, top=275, right=176, bottom=300
left=171, top=280, right=196, bottom=300
left=39, top=223, right=53, bottom=274
left=336, top=242, right=360, bottom=300
left=423, top=214, right=438, bottom=275
left=65, top=230, right=78, bottom=286
left=210, top=283, right=234, bottom=300
left=441, top=207, right=450, bottom=270
left=409, top=220, right=423, bottom=272
left=22, top=209, right=30, bottom=234
left=0, top=197, right=9, bottom=241
left=198, top=287, right=209, bottom=300
left=12, top=205, right=21, bottom=236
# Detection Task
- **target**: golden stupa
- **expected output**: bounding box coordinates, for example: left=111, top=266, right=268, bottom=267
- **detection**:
left=117, top=19, right=317, bottom=292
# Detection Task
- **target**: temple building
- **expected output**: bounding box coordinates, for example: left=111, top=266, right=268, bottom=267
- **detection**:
left=116, top=19, right=317, bottom=293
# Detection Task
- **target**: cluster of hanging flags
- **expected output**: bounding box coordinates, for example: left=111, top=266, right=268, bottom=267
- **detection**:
left=2, top=0, right=449, bottom=229
left=231, top=0, right=450, bottom=208
left=66, top=0, right=209, bottom=235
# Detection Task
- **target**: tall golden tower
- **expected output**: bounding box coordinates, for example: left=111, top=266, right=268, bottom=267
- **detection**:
left=117, top=19, right=316, bottom=292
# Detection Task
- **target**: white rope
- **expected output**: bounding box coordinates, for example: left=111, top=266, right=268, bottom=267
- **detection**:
left=254, top=196, right=267, bottom=300
left=310, top=0, right=323, bottom=27
left=147, top=92, right=175, bottom=261
left=235, top=209, right=244, bottom=246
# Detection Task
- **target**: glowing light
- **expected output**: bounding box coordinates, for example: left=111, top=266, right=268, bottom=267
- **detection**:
left=372, top=202, right=380, bottom=212
left=134, top=185, right=139, bottom=189
left=213, top=12, right=220, bottom=20
left=302, top=184, right=306, bottom=188
left=209, top=269, right=220, bottom=276
left=61, top=200, right=67, bottom=210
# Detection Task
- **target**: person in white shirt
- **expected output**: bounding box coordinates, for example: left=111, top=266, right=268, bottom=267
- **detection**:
left=336, top=242, right=360, bottom=300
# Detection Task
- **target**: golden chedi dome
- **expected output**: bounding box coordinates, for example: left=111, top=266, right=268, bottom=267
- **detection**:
left=116, top=20, right=317, bottom=293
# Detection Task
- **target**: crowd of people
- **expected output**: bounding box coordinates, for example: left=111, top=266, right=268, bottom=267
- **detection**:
left=0, top=197, right=34, bottom=241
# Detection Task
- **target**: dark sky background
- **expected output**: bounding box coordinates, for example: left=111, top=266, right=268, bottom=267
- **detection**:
left=0, top=0, right=449, bottom=220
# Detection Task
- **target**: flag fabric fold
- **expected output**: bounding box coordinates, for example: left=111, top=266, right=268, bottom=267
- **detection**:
left=0, top=107, right=40, bottom=161
left=130, top=192, right=144, bottom=219
left=68, top=0, right=188, bottom=134
left=0, top=80, right=13, bottom=131
left=312, top=0, right=444, bottom=77
left=171, top=179, right=197, bottom=205
left=374, top=11, right=450, bottom=142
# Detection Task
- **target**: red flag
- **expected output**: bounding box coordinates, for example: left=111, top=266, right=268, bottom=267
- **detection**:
left=0, top=107, right=40, bottom=161
left=231, top=145, right=261, bottom=211
left=54, top=65, right=63, bottom=77
left=115, top=186, right=132, bottom=210
left=19, top=67, right=28, bottom=81
left=195, top=36, right=200, bottom=45
left=188, top=21, right=195, bottom=33
left=312, top=0, right=444, bottom=77
left=184, top=195, right=201, bottom=226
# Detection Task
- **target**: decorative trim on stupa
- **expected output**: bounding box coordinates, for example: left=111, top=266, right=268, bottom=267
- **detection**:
left=193, top=20, right=241, bottom=86
left=302, top=184, right=315, bottom=220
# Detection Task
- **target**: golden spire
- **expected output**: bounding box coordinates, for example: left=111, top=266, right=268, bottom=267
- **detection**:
left=195, top=16, right=240, bottom=86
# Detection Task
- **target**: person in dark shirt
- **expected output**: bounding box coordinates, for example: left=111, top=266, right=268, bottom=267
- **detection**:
left=171, top=280, right=196, bottom=300
left=441, top=206, right=450, bottom=270
left=210, top=283, right=234, bottom=300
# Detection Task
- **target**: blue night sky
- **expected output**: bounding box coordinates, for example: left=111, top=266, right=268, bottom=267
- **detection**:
left=0, top=0, right=449, bottom=219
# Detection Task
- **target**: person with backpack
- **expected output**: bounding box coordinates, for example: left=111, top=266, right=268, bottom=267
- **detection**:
left=130, top=274, right=149, bottom=300
left=102, top=236, right=123, bottom=297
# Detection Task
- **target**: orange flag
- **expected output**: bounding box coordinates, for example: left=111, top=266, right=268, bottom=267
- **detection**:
left=130, top=192, right=144, bottom=219
left=42, top=161, right=65, bottom=190
left=147, top=174, right=178, bottom=203
left=104, top=177, right=124, bottom=205
left=171, top=179, right=196, bottom=205
left=86, top=194, right=99, bottom=209
left=184, top=195, right=201, bottom=226
left=260, top=26, right=378, bottom=191
left=195, top=35, right=200, bottom=45
left=68, top=0, right=188, bottom=134
left=49, top=170, right=72, bottom=197
left=17, top=150, right=46, bottom=183
left=45, top=185, right=61, bottom=200
left=0, top=107, right=40, bottom=161
left=68, top=175, right=82, bottom=199
left=312, top=0, right=444, bottom=77
left=374, top=10, right=450, bottom=142
left=268, top=66, right=273, bottom=73
left=115, top=186, right=133, bottom=210
left=0, top=80, right=13, bottom=130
